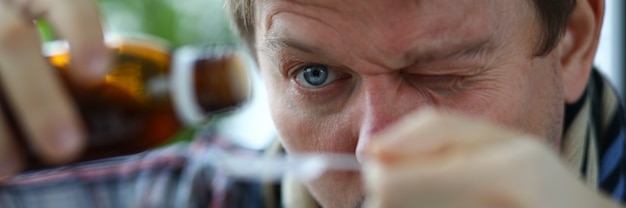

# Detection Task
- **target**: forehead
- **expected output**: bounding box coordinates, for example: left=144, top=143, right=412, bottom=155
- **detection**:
left=260, top=0, right=500, bottom=26
left=255, top=0, right=535, bottom=68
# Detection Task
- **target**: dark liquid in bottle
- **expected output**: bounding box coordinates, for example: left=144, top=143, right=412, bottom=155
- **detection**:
left=61, top=43, right=180, bottom=162
left=4, top=41, right=250, bottom=170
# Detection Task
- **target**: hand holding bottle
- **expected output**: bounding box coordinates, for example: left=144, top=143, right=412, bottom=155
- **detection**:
left=0, top=0, right=110, bottom=178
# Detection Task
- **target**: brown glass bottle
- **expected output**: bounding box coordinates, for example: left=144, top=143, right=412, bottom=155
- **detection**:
left=15, top=37, right=251, bottom=169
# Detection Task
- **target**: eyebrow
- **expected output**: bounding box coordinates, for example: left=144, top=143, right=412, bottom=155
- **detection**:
left=261, top=31, right=497, bottom=65
left=407, top=36, right=497, bottom=64
left=262, top=36, right=323, bottom=55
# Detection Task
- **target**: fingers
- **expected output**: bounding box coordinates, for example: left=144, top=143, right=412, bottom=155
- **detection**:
left=0, top=4, right=85, bottom=164
left=0, top=107, right=23, bottom=180
left=362, top=109, right=556, bottom=208
left=0, top=0, right=110, bottom=168
left=40, top=0, right=111, bottom=82
left=364, top=138, right=548, bottom=208
left=366, top=109, right=518, bottom=165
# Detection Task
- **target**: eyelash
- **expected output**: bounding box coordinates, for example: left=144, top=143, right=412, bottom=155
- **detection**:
left=287, top=63, right=315, bottom=77
left=288, top=63, right=351, bottom=95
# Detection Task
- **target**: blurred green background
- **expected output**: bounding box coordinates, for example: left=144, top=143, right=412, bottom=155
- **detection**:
left=39, top=0, right=238, bottom=47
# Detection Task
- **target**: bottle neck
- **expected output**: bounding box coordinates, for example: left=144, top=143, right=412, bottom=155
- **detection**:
left=171, top=46, right=251, bottom=126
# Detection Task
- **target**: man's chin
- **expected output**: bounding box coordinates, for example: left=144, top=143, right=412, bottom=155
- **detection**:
left=307, top=171, right=364, bottom=207
left=354, top=195, right=366, bottom=208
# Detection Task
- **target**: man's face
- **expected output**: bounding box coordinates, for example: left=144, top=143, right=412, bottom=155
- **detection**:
left=254, top=0, right=566, bottom=207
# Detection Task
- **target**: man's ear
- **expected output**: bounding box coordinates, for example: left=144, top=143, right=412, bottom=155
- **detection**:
left=558, top=0, right=604, bottom=104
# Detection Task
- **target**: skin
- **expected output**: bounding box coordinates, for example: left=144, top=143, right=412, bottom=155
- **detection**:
left=0, top=0, right=619, bottom=207
left=253, top=0, right=608, bottom=207
left=363, top=110, right=619, bottom=207
left=0, top=0, right=109, bottom=176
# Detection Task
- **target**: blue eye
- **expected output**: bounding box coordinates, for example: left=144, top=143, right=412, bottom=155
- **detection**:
left=296, top=65, right=340, bottom=88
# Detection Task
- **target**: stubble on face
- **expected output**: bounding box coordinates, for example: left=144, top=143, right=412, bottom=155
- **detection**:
left=254, top=0, right=565, bottom=207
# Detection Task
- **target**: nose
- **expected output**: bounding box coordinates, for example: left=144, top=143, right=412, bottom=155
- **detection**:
left=354, top=75, right=430, bottom=163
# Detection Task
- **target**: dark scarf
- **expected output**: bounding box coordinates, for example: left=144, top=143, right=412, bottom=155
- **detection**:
left=562, top=69, right=626, bottom=201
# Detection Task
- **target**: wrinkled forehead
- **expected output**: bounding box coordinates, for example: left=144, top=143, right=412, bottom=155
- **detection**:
left=256, top=0, right=533, bottom=32
left=258, top=0, right=492, bottom=23
left=254, top=0, right=536, bottom=63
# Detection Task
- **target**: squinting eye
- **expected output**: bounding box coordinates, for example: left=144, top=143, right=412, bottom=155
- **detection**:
left=296, top=65, right=341, bottom=88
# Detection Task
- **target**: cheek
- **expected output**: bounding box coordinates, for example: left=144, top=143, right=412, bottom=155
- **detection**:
left=444, top=59, right=564, bottom=142
left=267, top=91, right=364, bottom=207
left=257, top=58, right=364, bottom=206
left=270, top=102, right=358, bottom=153
left=523, top=56, right=564, bottom=144
left=440, top=64, right=540, bottom=133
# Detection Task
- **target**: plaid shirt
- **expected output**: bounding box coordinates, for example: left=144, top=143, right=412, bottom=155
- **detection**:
left=1, top=69, right=625, bottom=208
left=0, top=134, right=265, bottom=208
